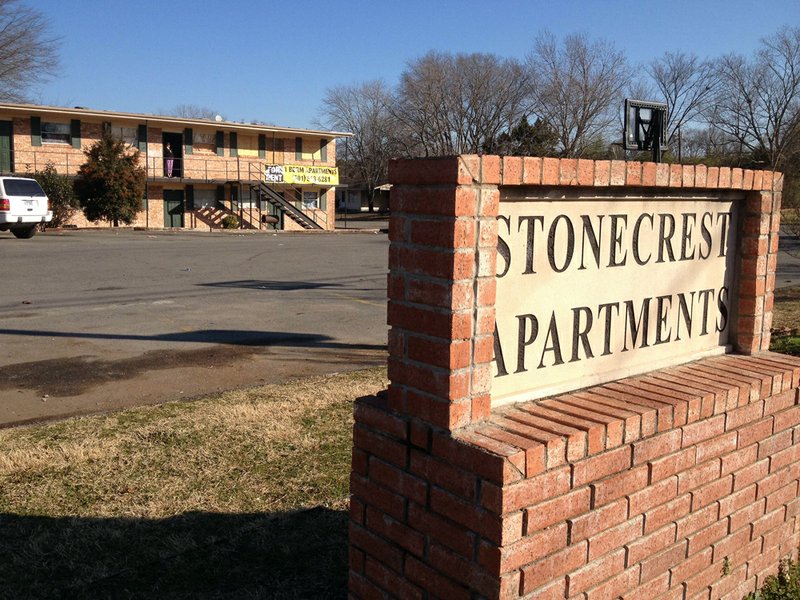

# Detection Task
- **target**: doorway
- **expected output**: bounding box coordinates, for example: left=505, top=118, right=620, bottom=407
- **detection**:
left=163, top=189, right=184, bottom=227
left=0, top=121, right=12, bottom=173
left=162, top=132, right=183, bottom=178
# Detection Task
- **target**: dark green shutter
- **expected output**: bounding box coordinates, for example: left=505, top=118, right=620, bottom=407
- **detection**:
left=30, top=116, right=41, bottom=147
left=319, top=190, right=327, bottom=210
left=138, top=124, right=147, bottom=152
left=216, top=131, right=224, bottom=156
left=295, top=137, right=302, bottom=161
left=184, top=128, right=193, bottom=155
left=258, top=134, right=266, bottom=159
left=230, top=132, right=237, bottom=157
left=102, top=121, right=111, bottom=135
left=320, top=138, right=327, bottom=162
left=71, top=120, right=81, bottom=149
left=185, top=185, right=194, bottom=209
left=215, top=184, right=225, bottom=207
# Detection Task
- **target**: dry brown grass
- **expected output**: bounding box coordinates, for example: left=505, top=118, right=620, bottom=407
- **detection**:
left=0, top=367, right=387, bottom=598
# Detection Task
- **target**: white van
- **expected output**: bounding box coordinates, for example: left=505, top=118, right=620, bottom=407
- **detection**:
left=0, top=176, right=52, bottom=238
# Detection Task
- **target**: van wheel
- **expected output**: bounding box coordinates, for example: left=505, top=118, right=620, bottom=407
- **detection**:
left=12, top=226, right=37, bottom=239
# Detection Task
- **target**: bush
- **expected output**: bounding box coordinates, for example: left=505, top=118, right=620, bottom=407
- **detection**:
left=29, top=162, right=78, bottom=228
left=221, top=214, right=239, bottom=229
left=745, top=556, right=800, bottom=599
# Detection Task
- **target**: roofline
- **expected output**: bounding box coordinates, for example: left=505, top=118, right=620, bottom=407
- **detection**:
left=0, top=102, right=353, bottom=138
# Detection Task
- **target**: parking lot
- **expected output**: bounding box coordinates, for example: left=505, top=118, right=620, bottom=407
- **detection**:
left=0, top=229, right=389, bottom=425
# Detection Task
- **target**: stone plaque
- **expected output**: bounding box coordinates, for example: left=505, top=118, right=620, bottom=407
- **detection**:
left=492, top=193, right=740, bottom=405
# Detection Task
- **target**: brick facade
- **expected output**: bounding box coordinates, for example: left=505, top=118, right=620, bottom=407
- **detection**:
left=0, top=103, right=342, bottom=231
left=350, top=156, right=798, bottom=599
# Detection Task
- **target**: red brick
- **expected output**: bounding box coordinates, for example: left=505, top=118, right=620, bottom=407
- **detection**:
left=712, top=526, right=751, bottom=562
left=354, top=424, right=408, bottom=468
left=504, top=409, right=587, bottom=461
left=721, top=444, right=758, bottom=476
left=349, top=570, right=387, bottom=599
left=428, top=543, right=498, bottom=598
left=676, top=502, right=719, bottom=539
left=522, top=157, right=542, bottom=184
left=769, top=442, right=800, bottom=472
left=473, top=425, right=546, bottom=478
left=526, top=486, right=592, bottom=533
left=765, top=481, right=799, bottom=513
left=429, top=486, right=503, bottom=543
left=764, top=389, right=797, bottom=415
left=710, top=563, right=749, bottom=600
left=570, top=498, right=628, bottom=542
left=566, top=390, right=647, bottom=442
left=585, top=565, right=640, bottom=600
left=695, top=432, right=738, bottom=463
left=729, top=497, right=767, bottom=533
left=588, top=516, right=644, bottom=560
left=485, top=466, right=571, bottom=514
left=408, top=501, right=475, bottom=558
left=520, top=542, right=588, bottom=595
left=391, top=184, right=476, bottom=215
left=368, top=457, right=427, bottom=505
left=719, top=484, right=757, bottom=519
left=640, top=540, right=687, bottom=582
left=566, top=547, right=626, bottom=595
left=592, top=465, right=649, bottom=507
left=691, top=475, right=733, bottom=510
left=733, top=458, right=770, bottom=491
left=678, top=459, right=722, bottom=495
left=493, top=416, right=567, bottom=469
left=687, top=520, right=729, bottom=557
left=572, top=445, right=632, bottom=486
left=491, top=522, right=568, bottom=573
left=409, top=450, right=475, bottom=499
left=542, top=157, right=559, bottom=184
left=737, top=417, right=775, bottom=449
left=751, top=506, right=787, bottom=539
left=629, top=476, right=678, bottom=517
left=349, top=522, right=405, bottom=573
left=649, top=446, right=697, bottom=482
left=560, top=158, right=578, bottom=185
left=593, top=385, right=671, bottom=434
left=520, top=404, right=607, bottom=455
left=670, top=546, right=713, bottom=584
left=644, top=494, right=692, bottom=534
left=405, top=555, right=471, bottom=600
left=682, top=414, right=726, bottom=446
left=432, top=432, right=513, bottom=484
left=633, top=429, right=682, bottom=464
left=620, top=571, right=670, bottom=599
left=540, top=398, right=626, bottom=448
left=351, top=473, right=407, bottom=521
left=627, top=522, right=677, bottom=565
left=364, top=556, right=424, bottom=600
left=626, top=161, right=642, bottom=186
left=774, top=405, right=800, bottom=432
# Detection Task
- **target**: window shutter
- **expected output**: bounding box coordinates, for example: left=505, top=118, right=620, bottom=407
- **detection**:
left=230, top=132, right=238, bottom=157
left=31, top=116, right=41, bottom=147
left=71, top=120, right=81, bottom=149
left=137, top=124, right=147, bottom=152
left=184, top=128, right=193, bottom=155
left=216, top=131, right=225, bottom=156
left=320, top=138, right=327, bottom=162
left=258, top=134, right=266, bottom=159
left=295, top=137, right=302, bottom=161
left=319, top=189, right=327, bottom=210
left=102, top=121, right=111, bottom=135
left=216, top=184, right=225, bottom=206
left=185, top=185, right=194, bottom=209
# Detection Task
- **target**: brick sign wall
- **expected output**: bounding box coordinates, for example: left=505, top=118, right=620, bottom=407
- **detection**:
left=350, top=156, right=799, bottom=599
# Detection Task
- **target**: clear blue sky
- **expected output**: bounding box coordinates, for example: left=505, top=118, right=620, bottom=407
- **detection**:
left=27, top=0, right=800, bottom=130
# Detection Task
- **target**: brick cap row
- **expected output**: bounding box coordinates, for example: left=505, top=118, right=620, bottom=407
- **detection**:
left=389, top=155, right=783, bottom=192
left=454, top=351, right=800, bottom=485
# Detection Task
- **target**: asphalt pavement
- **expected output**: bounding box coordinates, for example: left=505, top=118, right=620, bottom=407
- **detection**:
left=0, top=229, right=389, bottom=426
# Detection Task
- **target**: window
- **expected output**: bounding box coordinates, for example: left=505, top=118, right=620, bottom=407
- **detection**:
left=41, top=122, right=71, bottom=144
left=3, top=179, right=46, bottom=196
left=295, top=137, right=302, bottom=161
left=193, top=188, right=216, bottom=208
left=109, top=126, right=137, bottom=146
left=320, top=138, right=328, bottom=162
left=302, top=191, right=319, bottom=209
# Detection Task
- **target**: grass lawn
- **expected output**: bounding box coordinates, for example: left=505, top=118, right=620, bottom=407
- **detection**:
left=0, top=368, right=387, bottom=599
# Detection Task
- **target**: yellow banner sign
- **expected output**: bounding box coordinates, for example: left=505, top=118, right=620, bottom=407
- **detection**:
left=264, top=164, right=339, bottom=186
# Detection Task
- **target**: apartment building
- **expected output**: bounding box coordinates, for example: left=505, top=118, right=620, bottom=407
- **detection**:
left=0, top=103, right=349, bottom=231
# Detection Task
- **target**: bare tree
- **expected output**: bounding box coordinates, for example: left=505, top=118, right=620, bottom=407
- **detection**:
left=319, top=80, right=396, bottom=212
left=709, top=26, right=800, bottom=169
left=393, top=51, right=530, bottom=156
left=527, top=31, right=631, bottom=157
left=167, top=104, right=219, bottom=120
left=648, top=51, right=717, bottom=146
left=0, top=0, right=59, bottom=102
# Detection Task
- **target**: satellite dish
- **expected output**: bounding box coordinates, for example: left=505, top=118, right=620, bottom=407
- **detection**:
left=214, top=115, right=223, bottom=122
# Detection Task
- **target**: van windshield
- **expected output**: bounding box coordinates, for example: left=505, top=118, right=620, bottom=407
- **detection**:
left=4, top=179, right=46, bottom=197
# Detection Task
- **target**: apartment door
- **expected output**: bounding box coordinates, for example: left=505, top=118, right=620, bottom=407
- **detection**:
left=0, top=121, right=12, bottom=173
left=163, top=189, right=184, bottom=228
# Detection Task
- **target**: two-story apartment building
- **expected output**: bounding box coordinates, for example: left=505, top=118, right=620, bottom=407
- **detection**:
left=0, top=103, right=350, bottom=231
